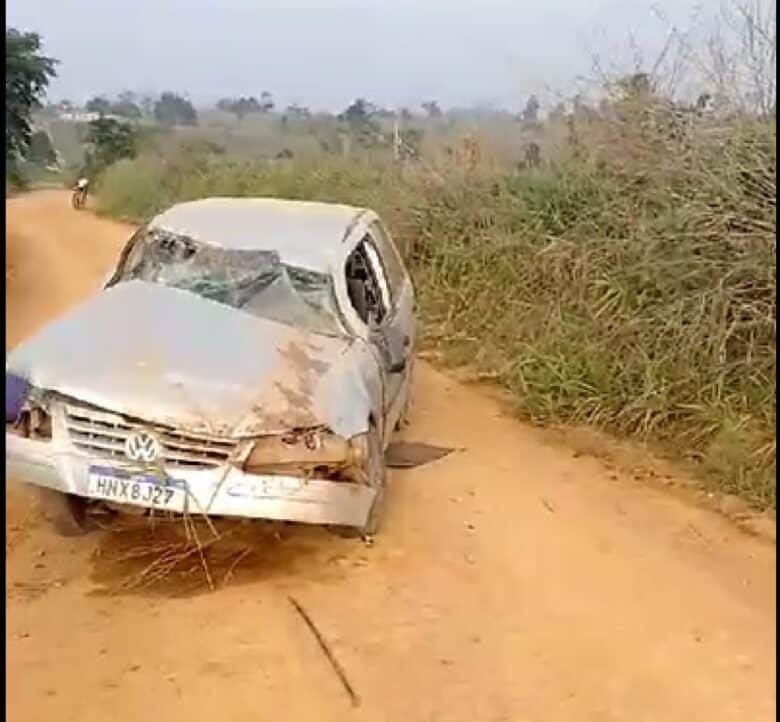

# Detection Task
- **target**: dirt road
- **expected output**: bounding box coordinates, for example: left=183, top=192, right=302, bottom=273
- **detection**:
left=6, top=191, right=776, bottom=722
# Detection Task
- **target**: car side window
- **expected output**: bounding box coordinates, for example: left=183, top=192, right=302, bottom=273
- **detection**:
left=345, top=237, right=391, bottom=327
left=368, top=221, right=406, bottom=303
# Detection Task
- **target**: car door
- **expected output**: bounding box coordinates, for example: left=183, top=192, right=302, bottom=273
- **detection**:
left=361, top=223, right=414, bottom=429
left=337, top=218, right=414, bottom=438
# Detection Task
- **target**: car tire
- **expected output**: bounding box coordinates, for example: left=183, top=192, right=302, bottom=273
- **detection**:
left=330, top=425, right=387, bottom=540
left=37, top=488, right=92, bottom=537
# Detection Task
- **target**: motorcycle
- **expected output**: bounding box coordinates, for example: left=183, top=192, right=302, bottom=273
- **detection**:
left=71, top=185, right=88, bottom=210
left=71, top=179, right=89, bottom=210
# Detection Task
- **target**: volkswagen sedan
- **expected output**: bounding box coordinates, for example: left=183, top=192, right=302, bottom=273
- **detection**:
left=5, top=198, right=415, bottom=538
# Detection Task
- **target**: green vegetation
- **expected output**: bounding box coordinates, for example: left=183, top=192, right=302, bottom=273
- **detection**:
left=153, top=92, right=198, bottom=127
left=83, top=117, right=137, bottom=176
left=95, top=99, right=776, bottom=508
left=5, top=27, right=58, bottom=189
left=86, top=93, right=143, bottom=119
left=217, top=93, right=275, bottom=122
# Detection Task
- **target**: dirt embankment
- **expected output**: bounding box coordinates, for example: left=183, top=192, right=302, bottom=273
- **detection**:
left=5, top=191, right=777, bottom=722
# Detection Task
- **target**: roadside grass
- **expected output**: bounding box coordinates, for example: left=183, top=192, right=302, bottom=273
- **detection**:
left=6, top=161, right=70, bottom=195
left=95, top=111, right=776, bottom=509
left=5, top=161, right=28, bottom=196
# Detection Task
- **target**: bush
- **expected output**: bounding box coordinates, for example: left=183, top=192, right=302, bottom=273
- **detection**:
left=5, top=162, right=27, bottom=194
left=83, top=117, right=137, bottom=177
left=96, top=113, right=776, bottom=508
left=95, top=157, right=173, bottom=220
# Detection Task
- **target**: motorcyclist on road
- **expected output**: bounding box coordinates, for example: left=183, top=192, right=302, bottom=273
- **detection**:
left=71, top=176, right=90, bottom=209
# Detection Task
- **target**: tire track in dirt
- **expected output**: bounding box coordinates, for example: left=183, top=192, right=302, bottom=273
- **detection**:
left=5, top=191, right=776, bottom=722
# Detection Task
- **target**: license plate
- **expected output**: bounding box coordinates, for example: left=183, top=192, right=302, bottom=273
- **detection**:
left=88, top=465, right=186, bottom=510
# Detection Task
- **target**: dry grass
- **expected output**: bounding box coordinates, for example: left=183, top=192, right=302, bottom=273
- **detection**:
left=96, top=103, right=776, bottom=509
left=91, top=512, right=265, bottom=595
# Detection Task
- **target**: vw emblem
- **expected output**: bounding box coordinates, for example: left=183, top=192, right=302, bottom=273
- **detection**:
left=124, top=430, right=162, bottom=464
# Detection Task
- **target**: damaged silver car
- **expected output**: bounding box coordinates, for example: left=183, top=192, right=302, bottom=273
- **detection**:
left=5, top=198, right=415, bottom=537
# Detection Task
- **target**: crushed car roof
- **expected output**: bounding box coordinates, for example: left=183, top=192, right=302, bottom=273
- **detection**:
left=148, top=197, right=369, bottom=272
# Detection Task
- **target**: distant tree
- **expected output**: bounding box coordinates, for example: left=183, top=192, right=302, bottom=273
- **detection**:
left=521, top=95, right=540, bottom=123
left=112, top=100, right=142, bottom=119
left=339, top=98, right=375, bottom=128
left=217, top=96, right=262, bottom=122
left=218, top=97, right=236, bottom=118
left=85, top=96, right=113, bottom=116
left=112, top=91, right=142, bottom=119
left=139, top=94, right=156, bottom=118
left=237, top=96, right=261, bottom=119
left=399, top=107, right=413, bottom=122
left=154, top=92, right=197, bottom=126
left=6, top=28, right=58, bottom=161
left=84, top=116, right=137, bottom=171
left=421, top=100, right=442, bottom=118
left=285, top=103, right=311, bottom=119
left=338, top=98, right=383, bottom=147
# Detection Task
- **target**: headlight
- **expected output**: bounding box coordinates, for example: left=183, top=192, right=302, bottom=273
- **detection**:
left=5, top=373, right=52, bottom=439
left=242, top=428, right=365, bottom=478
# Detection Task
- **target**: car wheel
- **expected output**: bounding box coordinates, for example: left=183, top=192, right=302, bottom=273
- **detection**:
left=331, top=425, right=387, bottom=540
left=37, top=488, right=92, bottom=537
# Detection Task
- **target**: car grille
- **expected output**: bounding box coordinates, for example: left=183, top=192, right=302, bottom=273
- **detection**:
left=63, top=403, right=239, bottom=470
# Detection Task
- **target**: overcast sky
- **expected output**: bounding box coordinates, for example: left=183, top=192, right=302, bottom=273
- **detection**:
left=8, top=0, right=720, bottom=112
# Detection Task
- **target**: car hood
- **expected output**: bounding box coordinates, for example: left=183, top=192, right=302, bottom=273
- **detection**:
left=6, top=281, right=373, bottom=438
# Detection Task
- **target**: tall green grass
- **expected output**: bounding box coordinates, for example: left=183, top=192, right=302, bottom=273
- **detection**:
left=96, top=113, right=776, bottom=508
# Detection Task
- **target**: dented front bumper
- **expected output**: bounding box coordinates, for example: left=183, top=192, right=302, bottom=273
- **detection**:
left=5, top=432, right=376, bottom=527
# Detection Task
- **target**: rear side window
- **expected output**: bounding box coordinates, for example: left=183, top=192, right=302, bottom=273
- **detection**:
left=369, top=221, right=406, bottom=303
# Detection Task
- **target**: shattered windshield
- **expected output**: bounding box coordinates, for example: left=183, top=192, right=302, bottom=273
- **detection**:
left=110, top=227, right=344, bottom=336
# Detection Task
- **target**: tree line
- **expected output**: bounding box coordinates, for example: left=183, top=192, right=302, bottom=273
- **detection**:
left=76, top=91, right=199, bottom=126
left=8, top=23, right=773, bottom=184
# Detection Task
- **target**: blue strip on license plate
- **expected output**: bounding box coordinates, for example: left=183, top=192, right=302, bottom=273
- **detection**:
left=88, top=465, right=185, bottom=488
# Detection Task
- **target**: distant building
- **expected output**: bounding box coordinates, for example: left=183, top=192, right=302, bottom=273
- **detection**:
left=57, top=111, right=104, bottom=123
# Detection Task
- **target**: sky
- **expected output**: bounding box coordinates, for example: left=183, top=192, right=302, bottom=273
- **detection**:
left=8, top=0, right=722, bottom=113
